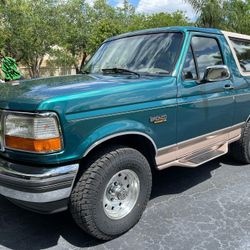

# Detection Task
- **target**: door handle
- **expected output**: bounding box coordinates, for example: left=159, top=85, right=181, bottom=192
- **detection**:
left=224, top=84, right=234, bottom=90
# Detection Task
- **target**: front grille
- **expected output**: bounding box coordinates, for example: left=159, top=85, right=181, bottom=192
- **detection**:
left=0, top=110, right=4, bottom=151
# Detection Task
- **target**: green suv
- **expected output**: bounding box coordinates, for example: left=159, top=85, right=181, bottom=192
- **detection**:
left=0, top=26, right=250, bottom=240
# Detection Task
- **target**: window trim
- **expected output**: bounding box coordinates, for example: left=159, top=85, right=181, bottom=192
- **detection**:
left=182, top=44, right=199, bottom=81
left=191, top=43, right=199, bottom=80
left=222, top=31, right=250, bottom=77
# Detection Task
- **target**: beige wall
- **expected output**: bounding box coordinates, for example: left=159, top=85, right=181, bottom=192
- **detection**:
left=20, top=67, right=76, bottom=78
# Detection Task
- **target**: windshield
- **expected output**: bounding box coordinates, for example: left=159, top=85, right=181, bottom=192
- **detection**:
left=83, top=32, right=183, bottom=75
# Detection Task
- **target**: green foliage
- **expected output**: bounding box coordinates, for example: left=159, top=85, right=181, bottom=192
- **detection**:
left=185, top=0, right=225, bottom=28
left=223, top=0, right=250, bottom=34
left=186, top=0, right=250, bottom=34
left=86, top=0, right=122, bottom=53
left=142, top=11, right=191, bottom=29
left=0, top=0, right=60, bottom=77
left=39, top=0, right=192, bottom=75
left=1, top=0, right=250, bottom=78
left=198, top=0, right=224, bottom=28
left=0, top=0, right=190, bottom=77
left=53, top=0, right=90, bottom=73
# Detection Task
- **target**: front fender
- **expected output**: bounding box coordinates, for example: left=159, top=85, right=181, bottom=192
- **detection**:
left=77, top=119, right=157, bottom=157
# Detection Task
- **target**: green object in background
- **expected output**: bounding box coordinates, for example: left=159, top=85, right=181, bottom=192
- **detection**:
left=1, top=57, right=22, bottom=81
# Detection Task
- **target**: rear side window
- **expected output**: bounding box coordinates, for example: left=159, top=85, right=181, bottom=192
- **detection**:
left=230, top=38, right=250, bottom=72
left=192, top=37, right=224, bottom=79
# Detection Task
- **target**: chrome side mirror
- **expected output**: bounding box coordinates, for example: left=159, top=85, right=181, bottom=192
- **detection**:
left=203, top=65, right=231, bottom=82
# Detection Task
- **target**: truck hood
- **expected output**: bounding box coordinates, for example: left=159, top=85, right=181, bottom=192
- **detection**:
left=0, top=74, right=176, bottom=112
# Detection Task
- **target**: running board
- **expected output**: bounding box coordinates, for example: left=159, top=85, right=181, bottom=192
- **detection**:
left=177, top=143, right=228, bottom=167
left=157, top=143, right=229, bottom=169
left=156, top=123, right=243, bottom=170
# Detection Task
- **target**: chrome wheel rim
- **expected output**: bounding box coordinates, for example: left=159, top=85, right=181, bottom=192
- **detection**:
left=103, top=169, right=140, bottom=220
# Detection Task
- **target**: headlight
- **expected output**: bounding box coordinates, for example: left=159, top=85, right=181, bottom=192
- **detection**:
left=4, top=112, right=63, bottom=153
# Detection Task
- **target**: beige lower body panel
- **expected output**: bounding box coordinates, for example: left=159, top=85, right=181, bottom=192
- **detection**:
left=156, top=123, right=244, bottom=170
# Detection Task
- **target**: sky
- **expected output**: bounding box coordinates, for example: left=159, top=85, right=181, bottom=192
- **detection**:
left=86, top=0, right=196, bottom=20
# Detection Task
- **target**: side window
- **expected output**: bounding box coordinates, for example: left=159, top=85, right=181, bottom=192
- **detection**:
left=230, top=38, right=250, bottom=72
left=183, top=46, right=198, bottom=80
left=192, top=36, right=224, bottom=79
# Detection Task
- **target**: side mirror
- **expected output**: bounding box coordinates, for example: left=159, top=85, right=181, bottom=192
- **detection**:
left=202, top=65, right=231, bottom=82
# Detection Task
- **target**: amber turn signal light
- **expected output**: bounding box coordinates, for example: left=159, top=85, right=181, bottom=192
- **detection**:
left=5, top=136, right=62, bottom=153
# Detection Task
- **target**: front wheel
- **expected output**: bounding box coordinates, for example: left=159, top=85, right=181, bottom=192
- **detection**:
left=70, top=146, right=152, bottom=240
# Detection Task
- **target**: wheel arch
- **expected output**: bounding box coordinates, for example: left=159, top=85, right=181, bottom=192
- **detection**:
left=82, top=132, right=158, bottom=168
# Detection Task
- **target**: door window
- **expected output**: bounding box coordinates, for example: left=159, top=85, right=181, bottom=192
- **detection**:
left=191, top=36, right=224, bottom=79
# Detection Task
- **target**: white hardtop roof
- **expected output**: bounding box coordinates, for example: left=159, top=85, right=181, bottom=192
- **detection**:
left=222, top=31, right=250, bottom=77
left=222, top=30, right=250, bottom=41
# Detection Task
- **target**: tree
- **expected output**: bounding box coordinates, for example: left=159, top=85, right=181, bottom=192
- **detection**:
left=142, top=11, right=191, bottom=29
left=116, top=0, right=141, bottom=32
left=223, top=0, right=250, bottom=34
left=116, top=1, right=191, bottom=32
left=186, top=0, right=250, bottom=33
left=0, top=0, right=193, bottom=78
left=185, top=0, right=224, bottom=28
left=53, top=0, right=91, bottom=74
left=86, top=0, right=122, bottom=54
left=0, top=0, right=60, bottom=78
left=54, top=0, right=123, bottom=73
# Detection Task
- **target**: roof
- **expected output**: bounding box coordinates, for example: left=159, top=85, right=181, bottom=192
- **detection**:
left=222, top=30, right=250, bottom=77
left=222, top=30, right=250, bottom=41
left=106, top=26, right=222, bottom=42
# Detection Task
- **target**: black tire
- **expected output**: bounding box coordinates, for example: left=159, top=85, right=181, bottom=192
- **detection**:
left=70, top=146, right=152, bottom=240
left=229, top=122, right=250, bottom=163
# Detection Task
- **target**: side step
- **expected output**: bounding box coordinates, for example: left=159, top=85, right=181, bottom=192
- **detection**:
left=157, top=143, right=228, bottom=169
left=178, top=143, right=228, bottom=167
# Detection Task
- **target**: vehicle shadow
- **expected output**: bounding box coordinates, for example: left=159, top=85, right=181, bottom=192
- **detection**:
left=0, top=156, right=233, bottom=249
left=150, top=158, right=223, bottom=199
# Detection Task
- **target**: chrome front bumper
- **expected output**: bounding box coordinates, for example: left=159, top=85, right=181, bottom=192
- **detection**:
left=0, top=158, right=79, bottom=213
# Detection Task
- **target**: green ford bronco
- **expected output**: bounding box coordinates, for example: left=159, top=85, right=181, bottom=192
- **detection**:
left=0, top=26, right=250, bottom=240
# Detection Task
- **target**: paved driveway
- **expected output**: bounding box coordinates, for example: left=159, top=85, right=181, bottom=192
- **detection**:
left=0, top=156, right=250, bottom=250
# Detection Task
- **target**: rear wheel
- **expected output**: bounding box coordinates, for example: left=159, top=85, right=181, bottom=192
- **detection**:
left=229, top=122, right=250, bottom=163
left=70, top=146, right=152, bottom=240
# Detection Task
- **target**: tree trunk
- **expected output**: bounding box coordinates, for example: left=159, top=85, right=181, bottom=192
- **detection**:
left=29, top=57, right=43, bottom=78
left=30, top=65, right=39, bottom=78
left=74, top=63, right=80, bottom=74
left=79, top=52, right=88, bottom=72
left=28, top=67, right=33, bottom=78
left=74, top=52, right=88, bottom=74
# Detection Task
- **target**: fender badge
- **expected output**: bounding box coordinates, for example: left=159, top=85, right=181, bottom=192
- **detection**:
left=150, top=115, right=167, bottom=124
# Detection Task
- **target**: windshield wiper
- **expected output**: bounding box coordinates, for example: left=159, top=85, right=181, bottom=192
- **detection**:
left=102, top=68, right=140, bottom=78
left=155, top=71, right=170, bottom=75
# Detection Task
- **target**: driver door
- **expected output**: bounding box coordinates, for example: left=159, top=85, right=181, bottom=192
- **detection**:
left=177, top=33, right=235, bottom=146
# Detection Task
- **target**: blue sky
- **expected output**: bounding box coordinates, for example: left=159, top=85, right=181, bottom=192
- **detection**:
left=87, top=0, right=195, bottom=20
left=109, top=0, right=138, bottom=6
